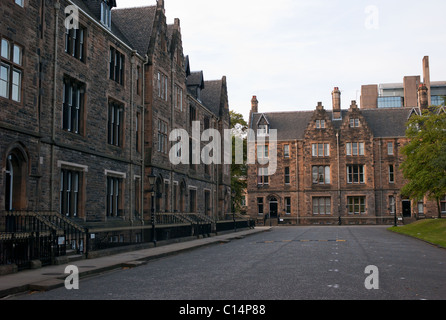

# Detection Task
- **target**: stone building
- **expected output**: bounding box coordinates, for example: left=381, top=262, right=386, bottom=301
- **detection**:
left=0, top=0, right=231, bottom=268
left=248, top=78, right=445, bottom=225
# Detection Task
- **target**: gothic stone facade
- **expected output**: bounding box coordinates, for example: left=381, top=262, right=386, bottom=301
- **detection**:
left=0, top=0, right=230, bottom=241
left=247, top=93, right=442, bottom=225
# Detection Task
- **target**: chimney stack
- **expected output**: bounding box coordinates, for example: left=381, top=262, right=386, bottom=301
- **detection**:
left=423, top=56, right=431, bottom=106
left=418, top=84, right=429, bottom=110
left=332, top=87, right=341, bottom=119
left=251, top=96, right=259, bottom=114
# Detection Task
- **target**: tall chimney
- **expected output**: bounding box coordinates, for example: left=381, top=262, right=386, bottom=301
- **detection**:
left=251, top=96, right=259, bottom=114
left=423, top=56, right=431, bottom=106
left=418, top=84, right=429, bottom=110
left=332, top=87, right=341, bottom=119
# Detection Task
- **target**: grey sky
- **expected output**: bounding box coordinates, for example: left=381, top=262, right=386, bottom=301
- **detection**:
left=116, top=0, right=446, bottom=120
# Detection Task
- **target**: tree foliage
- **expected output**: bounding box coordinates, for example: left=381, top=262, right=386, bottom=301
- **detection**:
left=401, top=107, right=446, bottom=218
left=230, top=111, right=248, bottom=213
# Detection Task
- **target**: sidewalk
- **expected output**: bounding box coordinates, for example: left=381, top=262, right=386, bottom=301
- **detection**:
left=0, top=227, right=271, bottom=299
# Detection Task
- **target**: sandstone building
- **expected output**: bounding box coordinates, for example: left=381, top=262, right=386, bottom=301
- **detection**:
left=247, top=58, right=445, bottom=225
left=0, top=0, right=231, bottom=269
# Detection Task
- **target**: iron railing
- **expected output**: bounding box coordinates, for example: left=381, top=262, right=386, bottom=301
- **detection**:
left=0, top=211, right=86, bottom=270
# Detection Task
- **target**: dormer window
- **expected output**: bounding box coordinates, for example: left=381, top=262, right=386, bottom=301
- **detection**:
left=258, top=124, right=269, bottom=136
left=101, top=1, right=112, bottom=29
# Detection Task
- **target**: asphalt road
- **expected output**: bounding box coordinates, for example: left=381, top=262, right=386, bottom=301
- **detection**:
left=11, top=226, right=446, bottom=301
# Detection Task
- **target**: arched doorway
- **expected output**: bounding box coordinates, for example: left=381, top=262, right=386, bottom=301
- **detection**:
left=5, top=150, right=27, bottom=211
left=269, top=197, right=278, bottom=219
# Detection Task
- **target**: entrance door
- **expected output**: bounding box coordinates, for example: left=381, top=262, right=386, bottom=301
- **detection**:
left=402, top=200, right=411, bottom=218
left=5, top=150, right=27, bottom=212
left=269, top=198, right=278, bottom=218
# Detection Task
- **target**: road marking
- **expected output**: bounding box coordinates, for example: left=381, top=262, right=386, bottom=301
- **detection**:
left=257, top=240, right=347, bottom=244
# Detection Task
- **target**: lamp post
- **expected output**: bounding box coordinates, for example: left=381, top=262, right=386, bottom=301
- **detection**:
left=148, top=174, right=157, bottom=246
left=393, top=191, right=398, bottom=227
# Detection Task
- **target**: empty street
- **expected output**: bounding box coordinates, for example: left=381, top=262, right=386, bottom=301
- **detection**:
left=11, top=226, right=446, bottom=301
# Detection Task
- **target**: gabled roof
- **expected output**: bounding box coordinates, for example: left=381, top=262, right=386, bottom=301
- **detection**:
left=250, top=107, right=414, bottom=140
left=187, top=71, right=205, bottom=89
left=256, top=113, right=270, bottom=126
left=112, top=6, right=157, bottom=55
left=250, top=111, right=314, bottom=140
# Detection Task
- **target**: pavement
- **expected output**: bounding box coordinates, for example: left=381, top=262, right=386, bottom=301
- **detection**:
left=0, top=227, right=271, bottom=299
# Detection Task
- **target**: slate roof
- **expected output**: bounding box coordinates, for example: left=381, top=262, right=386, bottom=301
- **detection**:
left=360, top=107, right=414, bottom=137
left=112, top=6, right=157, bottom=55
left=250, top=107, right=415, bottom=140
left=71, top=0, right=135, bottom=50
left=187, top=71, right=205, bottom=88
left=251, top=111, right=314, bottom=141
left=201, top=80, right=223, bottom=117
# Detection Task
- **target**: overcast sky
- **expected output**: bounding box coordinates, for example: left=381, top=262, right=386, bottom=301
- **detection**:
left=116, top=0, right=446, bottom=120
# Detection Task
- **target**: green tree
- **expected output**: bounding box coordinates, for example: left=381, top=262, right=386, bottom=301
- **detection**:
left=230, top=110, right=248, bottom=213
left=401, top=107, right=446, bottom=218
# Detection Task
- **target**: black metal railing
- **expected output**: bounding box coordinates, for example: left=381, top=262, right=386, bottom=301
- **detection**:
left=0, top=211, right=86, bottom=270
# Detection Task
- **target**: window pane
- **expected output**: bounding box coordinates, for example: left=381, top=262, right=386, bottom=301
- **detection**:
left=1, top=39, right=9, bottom=59
left=312, top=144, right=317, bottom=157
left=325, top=166, right=330, bottom=184
left=13, top=45, right=22, bottom=65
left=0, top=65, right=9, bottom=98
left=359, top=143, right=365, bottom=156
left=318, top=144, right=323, bottom=157
left=325, top=144, right=330, bottom=156
left=346, top=143, right=351, bottom=156
left=312, top=166, right=318, bottom=184
left=313, top=198, right=319, bottom=214
left=352, top=143, right=358, bottom=156
left=12, top=70, right=21, bottom=102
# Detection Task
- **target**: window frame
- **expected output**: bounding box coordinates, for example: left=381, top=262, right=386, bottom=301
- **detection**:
left=312, top=143, right=330, bottom=157
left=108, top=100, right=124, bottom=147
left=107, top=176, right=122, bottom=217
left=257, top=167, right=269, bottom=186
left=109, top=47, right=125, bottom=85
left=284, top=144, right=290, bottom=158
left=312, top=197, right=331, bottom=215
left=312, top=165, right=331, bottom=185
left=62, top=76, right=85, bottom=135
left=60, top=169, right=81, bottom=218
left=65, top=24, right=86, bottom=62
left=0, top=38, right=23, bottom=103
left=347, top=165, right=365, bottom=184
left=284, top=167, right=290, bottom=185
left=285, top=197, right=291, bottom=214
left=348, top=196, right=366, bottom=215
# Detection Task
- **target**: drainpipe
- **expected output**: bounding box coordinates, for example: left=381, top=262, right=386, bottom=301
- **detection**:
left=336, top=131, right=341, bottom=224
left=141, top=54, right=149, bottom=224
left=50, top=1, right=60, bottom=212
left=130, top=50, right=137, bottom=224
